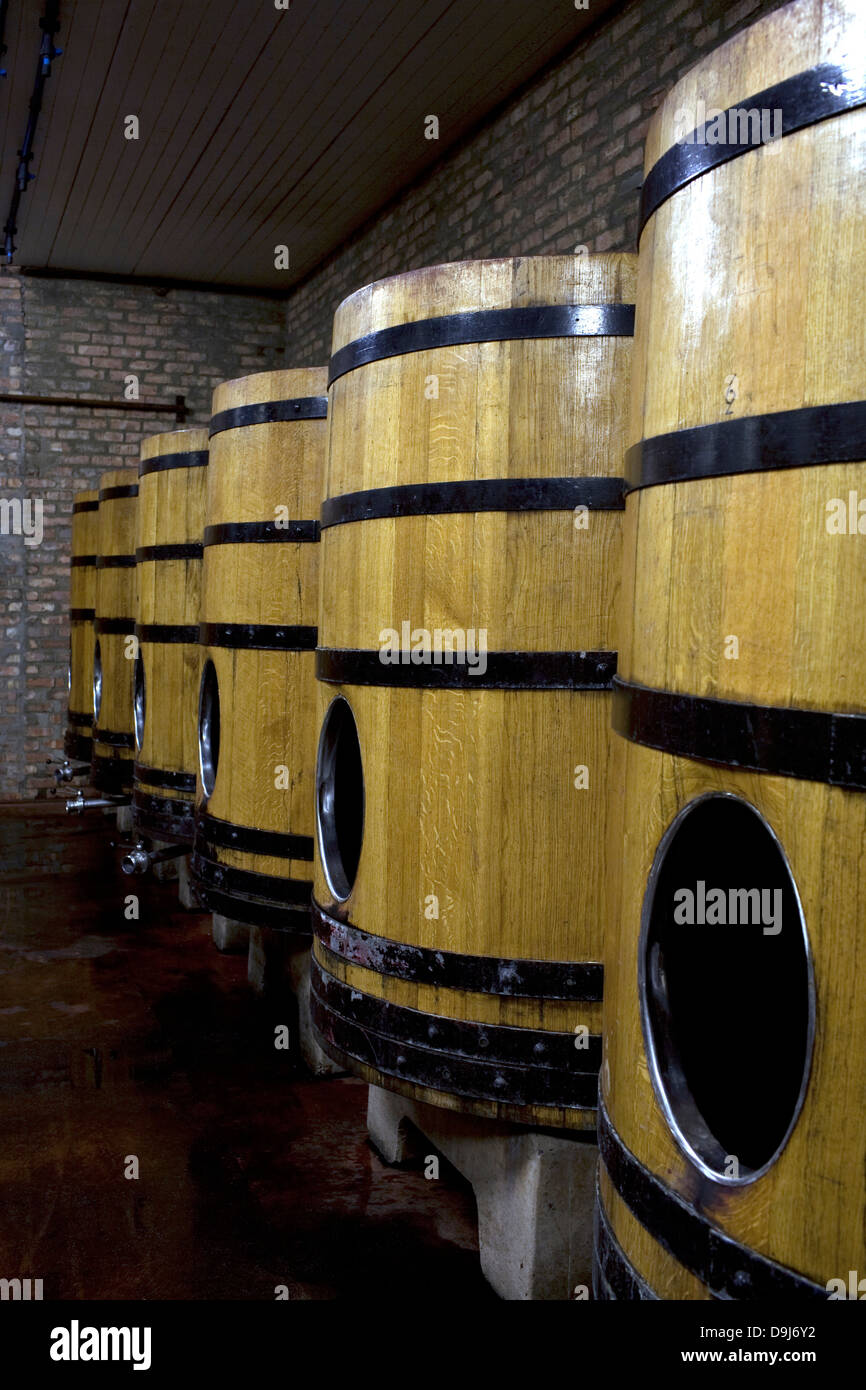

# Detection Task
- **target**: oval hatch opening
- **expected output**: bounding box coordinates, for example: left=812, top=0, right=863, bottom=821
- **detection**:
left=133, top=651, right=146, bottom=751
left=316, top=696, right=365, bottom=902
left=198, top=658, right=220, bottom=801
left=92, top=640, right=103, bottom=721
left=640, top=793, right=813, bottom=1184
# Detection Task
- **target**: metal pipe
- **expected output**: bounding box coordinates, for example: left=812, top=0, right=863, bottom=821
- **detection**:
left=0, top=0, right=10, bottom=77
left=66, top=791, right=129, bottom=814
left=0, top=391, right=186, bottom=424
left=121, top=842, right=187, bottom=876
left=20, top=266, right=287, bottom=301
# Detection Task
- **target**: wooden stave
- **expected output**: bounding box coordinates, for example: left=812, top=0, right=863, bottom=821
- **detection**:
left=133, top=428, right=209, bottom=842
left=192, top=367, right=327, bottom=930
left=602, top=0, right=866, bottom=1296
left=91, top=469, right=139, bottom=792
left=65, top=489, right=99, bottom=762
left=313, top=254, right=636, bottom=1128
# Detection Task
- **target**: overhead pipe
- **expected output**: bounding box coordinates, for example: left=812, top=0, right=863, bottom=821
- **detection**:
left=0, top=0, right=10, bottom=77
left=0, top=391, right=187, bottom=425
left=3, top=0, right=62, bottom=261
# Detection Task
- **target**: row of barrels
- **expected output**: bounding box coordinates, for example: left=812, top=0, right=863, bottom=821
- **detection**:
left=63, top=0, right=866, bottom=1300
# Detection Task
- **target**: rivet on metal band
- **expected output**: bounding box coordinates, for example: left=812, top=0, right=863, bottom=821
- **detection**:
left=200, top=623, right=318, bottom=652
left=202, top=521, right=320, bottom=546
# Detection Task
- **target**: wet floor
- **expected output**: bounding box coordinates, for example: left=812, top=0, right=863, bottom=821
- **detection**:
left=0, top=805, right=492, bottom=1300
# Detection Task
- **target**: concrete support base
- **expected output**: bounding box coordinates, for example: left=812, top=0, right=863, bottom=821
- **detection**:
left=150, top=838, right=179, bottom=882
left=177, top=855, right=196, bottom=910
left=248, top=928, right=342, bottom=1078
left=285, top=942, right=343, bottom=1079
left=246, top=922, right=288, bottom=994
left=211, top=914, right=250, bottom=953
left=366, top=1085, right=597, bottom=1301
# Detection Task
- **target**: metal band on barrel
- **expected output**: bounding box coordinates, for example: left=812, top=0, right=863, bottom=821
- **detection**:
left=321, top=476, right=625, bottom=527
left=96, top=554, right=137, bottom=569
left=317, top=648, right=617, bottom=690
left=93, top=617, right=135, bottom=635
left=93, top=727, right=135, bottom=748
left=135, top=623, right=199, bottom=644
left=311, top=956, right=599, bottom=1111
left=72, top=499, right=99, bottom=514
left=192, top=885, right=311, bottom=932
left=625, top=401, right=866, bottom=491
left=132, top=789, right=195, bottom=843
left=592, top=1187, right=658, bottom=1301
left=190, top=852, right=313, bottom=926
left=196, top=810, right=313, bottom=862
left=639, top=62, right=866, bottom=237
left=597, top=1097, right=827, bottom=1300
left=208, top=397, right=328, bottom=436
left=313, top=901, right=603, bottom=1001
left=328, top=303, right=635, bottom=385
left=613, top=676, right=866, bottom=790
left=200, top=622, right=317, bottom=652
left=138, top=451, right=208, bottom=477
left=133, top=763, right=196, bottom=793
left=135, top=543, right=203, bottom=562
left=312, top=953, right=600, bottom=1069
left=98, top=484, right=139, bottom=501
left=203, top=521, right=320, bottom=545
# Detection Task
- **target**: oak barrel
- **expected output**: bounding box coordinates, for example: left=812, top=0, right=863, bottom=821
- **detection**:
left=91, top=469, right=139, bottom=792
left=596, top=0, right=866, bottom=1300
left=191, top=368, right=328, bottom=929
left=65, top=489, right=99, bottom=762
left=311, top=254, right=636, bottom=1129
left=133, top=429, right=209, bottom=842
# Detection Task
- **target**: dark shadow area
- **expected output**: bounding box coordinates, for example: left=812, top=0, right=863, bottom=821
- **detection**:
left=0, top=809, right=490, bottom=1300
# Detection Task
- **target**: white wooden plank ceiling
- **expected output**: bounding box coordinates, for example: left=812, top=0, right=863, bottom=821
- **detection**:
left=0, top=0, right=614, bottom=289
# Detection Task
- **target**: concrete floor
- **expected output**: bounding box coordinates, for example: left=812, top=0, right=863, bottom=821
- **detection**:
left=0, top=805, right=492, bottom=1301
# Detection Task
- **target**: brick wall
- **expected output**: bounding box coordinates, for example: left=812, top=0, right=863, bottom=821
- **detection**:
left=0, top=272, right=286, bottom=799
left=283, top=0, right=789, bottom=364
left=0, top=273, right=27, bottom=799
